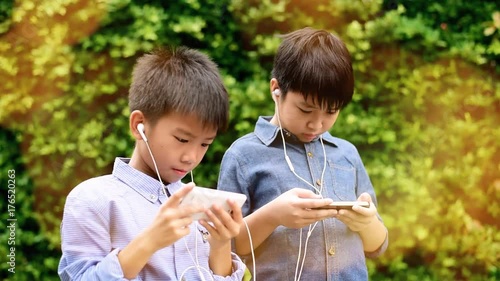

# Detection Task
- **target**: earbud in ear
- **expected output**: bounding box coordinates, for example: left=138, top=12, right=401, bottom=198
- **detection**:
left=137, top=123, right=148, bottom=142
left=272, top=89, right=281, bottom=97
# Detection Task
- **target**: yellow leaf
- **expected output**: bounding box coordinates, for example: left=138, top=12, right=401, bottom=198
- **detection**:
left=493, top=11, right=500, bottom=28
left=484, top=26, right=496, bottom=36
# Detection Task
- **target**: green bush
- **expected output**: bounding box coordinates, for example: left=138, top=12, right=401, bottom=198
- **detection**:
left=382, top=0, right=500, bottom=71
left=0, top=0, right=498, bottom=280
left=0, top=128, right=59, bottom=280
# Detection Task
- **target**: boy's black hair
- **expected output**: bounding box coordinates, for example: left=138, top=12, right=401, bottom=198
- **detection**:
left=271, top=27, right=354, bottom=110
left=129, top=46, right=229, bottom=132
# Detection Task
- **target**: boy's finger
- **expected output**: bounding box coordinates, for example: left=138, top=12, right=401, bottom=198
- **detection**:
left=298, top=198, right=334, bottom=209
left=293, top=188, right=322, bottom=199
left=163, top=185, right=194, bottom=209
left=226, top=200, right=243, bottom=222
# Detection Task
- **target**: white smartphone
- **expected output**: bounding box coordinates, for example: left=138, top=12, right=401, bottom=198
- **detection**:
left=314, top=201, right=370, bottom=210
left=179, top=186, right=247, bottom=220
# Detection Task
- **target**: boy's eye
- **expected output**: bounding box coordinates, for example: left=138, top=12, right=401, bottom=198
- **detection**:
left=176, top=137, right=188, bottom=143
left=327, top=109, right=338, bottom=115
left=176, top=137, right=212, bottom=147
left=299, top=108, right=312, bottom=114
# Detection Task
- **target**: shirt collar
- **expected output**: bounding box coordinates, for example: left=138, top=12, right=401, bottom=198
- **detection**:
left=112, top=157, right=183, bottom=203
left=254, top=116, right=338, bottom=147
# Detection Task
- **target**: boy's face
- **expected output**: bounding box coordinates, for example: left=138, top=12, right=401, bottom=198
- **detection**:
left=275, top=91, right=340, bottom=143
left=136, top=112, right=217, bottom=184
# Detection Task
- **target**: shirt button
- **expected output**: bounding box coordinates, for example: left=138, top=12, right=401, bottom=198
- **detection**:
left=328, top=246, right=335, bottom=256
left=316, top=179, right=322, bottom=186
left=307, top=152, right=313, bottom=157
left=149, top=194, right=156, bottom=201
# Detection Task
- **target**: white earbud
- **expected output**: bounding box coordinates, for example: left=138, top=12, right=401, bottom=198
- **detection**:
left=272, top=89, right=281, bottom=97
left=137, top=122, right=171, bottom=197
left=137, top=123, right=148, bottom=142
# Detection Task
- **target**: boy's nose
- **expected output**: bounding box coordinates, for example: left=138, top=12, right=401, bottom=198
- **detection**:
left=181, top=149, right=197, bottom=164
left=307, top=119, right=323, bottom=131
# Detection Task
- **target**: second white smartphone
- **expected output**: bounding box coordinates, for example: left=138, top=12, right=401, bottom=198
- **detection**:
left=314, top=201, right=370, bottom=210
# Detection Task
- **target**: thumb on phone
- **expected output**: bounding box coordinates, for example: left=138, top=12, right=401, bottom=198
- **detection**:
left=292, top=188, right=322, bottom=199
left=357, top=192, right=372, bottom=203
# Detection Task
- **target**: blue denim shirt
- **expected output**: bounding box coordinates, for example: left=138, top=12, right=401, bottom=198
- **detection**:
left=218, top=116, right=388, bottom=281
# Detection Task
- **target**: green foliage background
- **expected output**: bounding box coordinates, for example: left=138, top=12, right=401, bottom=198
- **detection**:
left=0, top=0, right=498, bottom=280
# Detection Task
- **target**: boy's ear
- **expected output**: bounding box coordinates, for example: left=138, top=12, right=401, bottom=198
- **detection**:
left=129, top=110, right=146, bottom=141
left=270, top=78, right=281, bottom=103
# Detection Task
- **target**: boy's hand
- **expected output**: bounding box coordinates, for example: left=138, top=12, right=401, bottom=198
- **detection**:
left=269, top=188, right=337, bottom=229
left=334, top=192, right=378, bottom=232
left=199, top=199, right=243, bottom=249
left=144, top=183, right=205, bottom=251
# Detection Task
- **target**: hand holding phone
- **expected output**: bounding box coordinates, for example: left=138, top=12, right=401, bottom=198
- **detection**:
left=313, top=201, right=370, bottom=210
left=179, top=186, right=247, bottom=220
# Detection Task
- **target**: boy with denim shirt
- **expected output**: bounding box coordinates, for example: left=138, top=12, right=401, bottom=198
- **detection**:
left=218, top=27, right=388, bottom=280
left=59, top=47, right=246, bottom=280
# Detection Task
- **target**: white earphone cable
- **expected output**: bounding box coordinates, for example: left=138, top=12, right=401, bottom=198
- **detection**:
left=143, top=138, right=169, bottom=197
left=181, top=224, right=213, bottom=281
left=142, top=129, right=214, bottom=281
left=296, top=222, right=317, bottom=280
left=243, top=220, right=256, bottom=281
left=275, top=94, right=328, bottom=281
left=276, top=107, right=326, bottom=196
left=295, top=137, right=327, bottom=280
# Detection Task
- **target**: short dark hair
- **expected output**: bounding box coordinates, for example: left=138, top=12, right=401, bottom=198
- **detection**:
left=129, top=46, right=229, bottom=132
left=271, top=27, right=354, bottom=110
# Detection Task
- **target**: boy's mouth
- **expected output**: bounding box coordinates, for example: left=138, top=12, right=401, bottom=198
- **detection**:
left=172, top=168, right=188, bottom=176
left=302, top=133, right=318, bottom=141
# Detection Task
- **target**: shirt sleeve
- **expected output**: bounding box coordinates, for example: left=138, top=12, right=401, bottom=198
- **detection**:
left=217, top=147, right=252, bottom=216
left=58, top=195, right=137, bottom=281
left=351, top=144, right=389, bottom=258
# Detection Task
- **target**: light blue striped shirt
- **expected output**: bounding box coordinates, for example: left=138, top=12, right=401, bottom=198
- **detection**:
left=59, top=157, right=245, bottom=281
